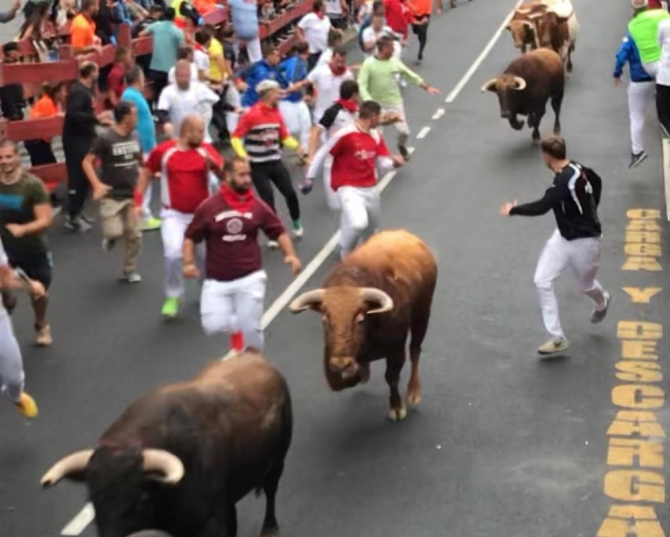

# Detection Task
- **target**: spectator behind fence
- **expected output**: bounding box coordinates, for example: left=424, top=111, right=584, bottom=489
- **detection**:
left=107, top=47, right=135, bottom=107
left=0, top=43, right=26, bottom=122
left=140, top=7, right=185, bottom=104
left=94, top=0, right=123, bottom=46
left=168, top=46, right=199, bottom=84
left=72, top=0, right=103, bottom=55
left=121, top=67, right=161, bottom=231
left=227, top=0, right=261, bottom=64
left=63, top=62, right=113, bottom=232
left=25, top=82, right=67, bottom=167
left=0, top=0, right=21, bottom=23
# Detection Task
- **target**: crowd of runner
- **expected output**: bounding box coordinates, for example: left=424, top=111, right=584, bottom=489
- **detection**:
left=0, top=0, right=445, bottom=419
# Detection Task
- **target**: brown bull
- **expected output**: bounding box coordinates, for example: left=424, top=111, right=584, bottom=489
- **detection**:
left=289, top=230, right=437, bottom=422
left=507, top=4, right=547, bottom=53
left=481, top=48, right=564, bottom=144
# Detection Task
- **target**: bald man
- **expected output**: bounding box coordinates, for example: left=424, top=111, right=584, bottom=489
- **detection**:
left=139, top=115, right=225, bottom=319
left=157, top=59, right=220, bottom=144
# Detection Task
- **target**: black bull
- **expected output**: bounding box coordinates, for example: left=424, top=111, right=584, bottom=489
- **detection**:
left=40, top=351, right=293, bottom=537
left=481, top=48, right=565, bottom=144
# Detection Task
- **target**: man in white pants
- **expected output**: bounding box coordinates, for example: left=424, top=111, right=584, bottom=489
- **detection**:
left=183, top=156, right=302, bottom=351
left=613, top=32, right=656, bottom=168
left=138, top=115, right=224, bottom=319
left=305, top=100, right=404, bottom=257
left=0, top=236, right=43, bottom=419
left=500, top=136, right=611, bottom=356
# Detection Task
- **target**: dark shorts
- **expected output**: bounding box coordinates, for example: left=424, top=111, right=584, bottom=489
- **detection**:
left=412, top=15, right=430, bottom=31
left=8, top=251, right=53, bottom=290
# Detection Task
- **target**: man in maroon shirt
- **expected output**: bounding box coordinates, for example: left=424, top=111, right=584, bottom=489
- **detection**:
left=183, top=156, right=302, bottom=352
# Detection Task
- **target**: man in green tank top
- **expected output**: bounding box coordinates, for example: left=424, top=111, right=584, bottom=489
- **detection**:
left=628, top=0, right=670, bottom=77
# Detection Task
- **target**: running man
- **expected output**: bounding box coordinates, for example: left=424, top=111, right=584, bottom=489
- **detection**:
left=0, top=235, right=43, bottom=418
left=82, top=101, right=143, bottom=283
left=357, top=35, right=440, bottom=160
left=183, top=156, right=302, bottom=351
left=138, top=115, right=224, bottom=319
left=409, top=0, right=439, bottom=62
left=500, top=136, right=611, bottom=355
left=231, top=80, right=307, bottom=246
left=0, top=139, right=54, bottom=347
left=305, top=100, right=404, bottom=257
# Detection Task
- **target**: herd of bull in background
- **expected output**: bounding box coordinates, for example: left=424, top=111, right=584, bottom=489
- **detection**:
left=483, top=0, right=579, bottom=142
left=38, top=230, right=438, bottom=537
left=33, top=2, right=579, bottom=536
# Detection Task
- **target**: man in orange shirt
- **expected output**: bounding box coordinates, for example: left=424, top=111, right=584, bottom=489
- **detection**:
left=410, top=0, right=439, bottom=62
left=71, top=0, right=103, bottom=56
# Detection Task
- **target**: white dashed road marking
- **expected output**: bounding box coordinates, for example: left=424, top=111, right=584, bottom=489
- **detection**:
left=417, top=127, right=431, bottom=139
left=60, top=0, right=526, bottom=532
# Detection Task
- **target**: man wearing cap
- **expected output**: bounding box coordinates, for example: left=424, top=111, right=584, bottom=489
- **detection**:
left=628, top=0, right=670, bottom=77
left=231, top=80, right=307, bottom=247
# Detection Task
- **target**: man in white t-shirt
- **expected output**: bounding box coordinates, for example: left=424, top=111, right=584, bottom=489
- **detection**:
left=158, top=60, right=221, bottom=144
left=657, top=17, right=670, bottom=136
left=325, top=0, right=348, bottom=30
left=297, top=0, right=334, bottom=69
left=286, top=46, right=354, bottom=124
left=361, top=13, right=402, bottom=59
left=167, top=47, right=199, bottom=85
left=193, top=30, right=212, bottom=82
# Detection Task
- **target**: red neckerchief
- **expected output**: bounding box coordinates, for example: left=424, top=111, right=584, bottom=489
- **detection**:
left=220, top=183, right=255, bottom=213
left=329, top=63, right=347, bottom=76
left=336, top=98, right=357, bottom=112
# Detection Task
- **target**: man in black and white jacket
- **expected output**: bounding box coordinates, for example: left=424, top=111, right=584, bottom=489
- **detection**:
left=500, top=136, right=611, bottom=356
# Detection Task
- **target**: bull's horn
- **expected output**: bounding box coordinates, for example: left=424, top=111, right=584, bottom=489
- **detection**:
left=360, top=288, right=394, bottom=314
left=142, top=449, right=184, bottom=485
left=289, top=289, right=325, bottom=313
left=513, top=77, right=527, bottom=90
left=481, top=78, right=498, bottom=92
left=41, top=450, right=94, bottom=488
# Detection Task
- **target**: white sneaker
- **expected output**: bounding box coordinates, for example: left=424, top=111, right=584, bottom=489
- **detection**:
left=537, top=336, right=570, bottom=355
left=267, top=240, right=279, bottom=249
left=591, top=291, right=611, bottom=324
left=293, top=225, right=304, bottom=238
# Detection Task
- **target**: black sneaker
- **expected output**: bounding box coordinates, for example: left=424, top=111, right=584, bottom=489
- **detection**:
left=629, top=151, right=648, bottom=169
left=398, top=145, right=411, bottom=162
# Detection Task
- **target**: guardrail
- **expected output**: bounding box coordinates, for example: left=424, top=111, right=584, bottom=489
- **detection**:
left=0, top=2, right=312, bottom=192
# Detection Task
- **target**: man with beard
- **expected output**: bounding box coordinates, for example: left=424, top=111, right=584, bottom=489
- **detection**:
left=500, top=136, right=611, bottom=355
left=0, top=139, right=54, bottom=347
left=183, top=156, right=302, bottom=352
left=63, top=61, right=113, bottom=232
left=138, top=115, right=224, bottom=319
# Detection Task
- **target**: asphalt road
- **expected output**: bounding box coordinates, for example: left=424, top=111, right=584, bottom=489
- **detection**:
left=3, top=0, right=670, bottom=536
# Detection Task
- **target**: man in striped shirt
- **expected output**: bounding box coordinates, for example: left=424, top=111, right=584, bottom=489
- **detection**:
left=231, top=80, right=307, bottom=246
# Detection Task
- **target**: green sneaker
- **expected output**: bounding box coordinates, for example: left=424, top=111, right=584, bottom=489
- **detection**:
left=161, top=297, right=180, bottom=318
left=142, top=217, right=162, bottom=232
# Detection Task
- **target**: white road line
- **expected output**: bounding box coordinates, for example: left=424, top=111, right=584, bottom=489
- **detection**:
left=432, top=108, right=445, bottom=120
left=58, top=4, right=519, bottom=533
left=416, top=127, right=431, bottom=139
left=444, top=0, right=524, bottom=104
left=663, top=139, right=670, bottom=221
left=61, top=504, right=94, bottom=536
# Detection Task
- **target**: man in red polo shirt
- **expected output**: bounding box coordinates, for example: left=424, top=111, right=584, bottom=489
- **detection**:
left=305, top=100, right=404, bottom=257
left=183, top=156, right=302, bottom=352
left=138, top=114, right=224, bottom=319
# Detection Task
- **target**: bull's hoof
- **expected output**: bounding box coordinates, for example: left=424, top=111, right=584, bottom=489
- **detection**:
left=260, top=526, right=279, bottom=537
left=407, top=391, right=422, bottom=407
left=388, top=405, right=408, bottom=422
